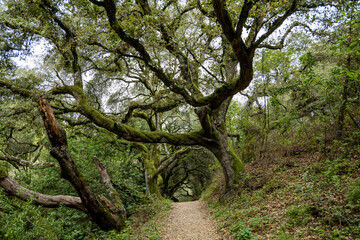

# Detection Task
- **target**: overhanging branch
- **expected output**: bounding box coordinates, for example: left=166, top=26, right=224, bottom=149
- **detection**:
left=257, top=22, right=312, bottom=49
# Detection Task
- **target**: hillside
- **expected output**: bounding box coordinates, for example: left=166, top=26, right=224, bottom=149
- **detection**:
left=203, top=148, right=360, bottom=239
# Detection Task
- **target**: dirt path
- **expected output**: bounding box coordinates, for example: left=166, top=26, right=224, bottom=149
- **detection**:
left=161, top=200, right=224, bottom=240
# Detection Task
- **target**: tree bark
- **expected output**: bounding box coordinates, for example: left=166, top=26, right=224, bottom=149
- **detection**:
left=207, top=130, right=243, bottom=192
left=0, top=175, right=86, bottom=212
left=336, top=15, right=353, bottom=140
left=196, top=98, right=244, bottom=192
left=93, top=156, right=127, bottom=220
left=37, top=97, right=126, bottom=231
left=145, top=170, right=163, bottom=198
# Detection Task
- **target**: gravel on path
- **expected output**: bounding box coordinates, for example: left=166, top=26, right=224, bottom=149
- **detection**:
left=161, top=200, right=225, bottom=240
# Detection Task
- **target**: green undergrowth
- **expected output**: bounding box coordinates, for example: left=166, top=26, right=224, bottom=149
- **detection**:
left=0, top=193, right=171, bottom=240
left=203, top=144, right=360, bottom=240
left=0, top=191, right=100, bottom=240
left=105, top=198, right=172, bottom=240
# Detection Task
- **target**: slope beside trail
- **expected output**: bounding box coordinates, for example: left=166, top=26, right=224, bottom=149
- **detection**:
left=161, top=200, right=225, bottom=240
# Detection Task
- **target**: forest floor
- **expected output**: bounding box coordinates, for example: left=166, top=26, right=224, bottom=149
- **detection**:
left=160, top=200, right=226, bottom=240
left=203, top=150, right=360, bottom=239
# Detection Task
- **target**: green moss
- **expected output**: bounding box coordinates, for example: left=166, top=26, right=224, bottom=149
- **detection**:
left=147, top=178, right=163, bottom=199
left=144, top=159, right=157, bottom=176
left=228, top=139, right=244, bottom=181
left=207, top=114, right=213, bottom=135
left=157, top=175, right=163, bottom=185
left=0, top=165, right=7, bottom=179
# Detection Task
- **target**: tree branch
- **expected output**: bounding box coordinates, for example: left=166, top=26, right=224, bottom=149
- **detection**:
left=197, top=0, right=215, bottom=18
left=155, top=147, right=192, bottom=177
left=212, top=0, right=235, bottom=42
left=257, top=22, right=310, bottom=49
left=92, top=156, right=126, bottom=218
left=37, top=97, right=125, bottom=230
left=121, top=98, right=181, bottom=126
left=234, top=0, right=254, bottom=40
left=253, top=0, right=298, bottom=48
left=0, top=155, right=58, bottom=169
left=0, top=80, right=39, bottom=99
left=0, top=175, right=86, bottom=212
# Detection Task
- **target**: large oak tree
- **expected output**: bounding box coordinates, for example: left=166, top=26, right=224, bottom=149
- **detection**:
left=0, top=0, right=334, bottom=231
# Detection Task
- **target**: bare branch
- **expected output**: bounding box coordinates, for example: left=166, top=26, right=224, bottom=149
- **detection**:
left=37, top=97, right=127, bottom=229
left=92, top=156, right=126, bottom=218
left=31, top=145, right=43, bottom=163
left=0, top=155, right=58, bottom=169
left=0, top=175, right=86, bottom=212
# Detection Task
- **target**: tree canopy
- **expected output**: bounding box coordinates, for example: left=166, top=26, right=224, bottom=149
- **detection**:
left=1, top=0, right=355, bottom=233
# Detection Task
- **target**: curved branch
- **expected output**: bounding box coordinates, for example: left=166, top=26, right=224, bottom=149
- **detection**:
left=155, top=147, right=192, bottom=177
left=122, top=98, right=181, bottom=125
left=90, top=0, right=199, bottom=106
left=253, top=0, right=298, bottom=48
left=257, top=22, right=311, bottom=49
left=56, top=85, right=205, bottom=145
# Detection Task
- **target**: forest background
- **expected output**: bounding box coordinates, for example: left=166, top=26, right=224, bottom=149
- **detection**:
left=0, top=0, right=359, bottom=239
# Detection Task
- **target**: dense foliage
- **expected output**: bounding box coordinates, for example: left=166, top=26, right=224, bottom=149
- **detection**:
left=0, top=0, right=359, bottom=238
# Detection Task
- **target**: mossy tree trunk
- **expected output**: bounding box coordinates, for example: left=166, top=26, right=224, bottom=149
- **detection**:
left=196, top=98, right=244, bottom=191
left=145, top=170, right=163, bottom=198
left=207, top=132, right=244, bottom=190
left=144, top=144, right=163, bottom=198
left=134, top=141, right=191, bottom=198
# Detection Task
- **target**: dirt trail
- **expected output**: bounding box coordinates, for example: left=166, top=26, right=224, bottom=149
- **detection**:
left=161, top=200, right=224, bottom=240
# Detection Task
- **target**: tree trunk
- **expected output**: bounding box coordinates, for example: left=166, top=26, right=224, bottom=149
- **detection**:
left=207, top=130, right=243, bottom=191
left=37, top=98, right=126, bottom=231
left=336, top=18, right=352, bottom=140
left=139, top=143, right=163, bottom=198
left=145, top=170, right=162, bottom=198
left=196, top=98, right=244, bottom=192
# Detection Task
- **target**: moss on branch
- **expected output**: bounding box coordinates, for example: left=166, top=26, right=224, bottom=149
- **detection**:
left=0, top=167, right=7, bottom=179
